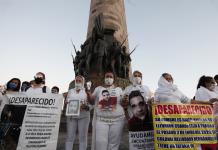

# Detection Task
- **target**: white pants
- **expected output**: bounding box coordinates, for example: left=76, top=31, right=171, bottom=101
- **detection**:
left=95, top=118, right=124, bottom=150
left=65, top=116, right=90, bottom=150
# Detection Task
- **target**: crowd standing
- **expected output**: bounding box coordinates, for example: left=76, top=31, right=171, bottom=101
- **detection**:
left=0, top=71, right=218, bottom=150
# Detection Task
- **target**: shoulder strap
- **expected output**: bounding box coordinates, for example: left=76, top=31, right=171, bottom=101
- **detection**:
left=42, top=86, right=46, bottom=93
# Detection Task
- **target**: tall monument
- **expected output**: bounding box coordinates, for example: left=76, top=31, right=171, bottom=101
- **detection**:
left=73, top=0, right=132, bottom=85
left=87, top=0, right=129, bottom=49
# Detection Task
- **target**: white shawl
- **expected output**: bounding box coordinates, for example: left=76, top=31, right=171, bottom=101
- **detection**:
left=154, top=76, right=189, bottom=103
left=195, top=86, right=218, bottom=101
left=155, top=76, right=178, bottom=95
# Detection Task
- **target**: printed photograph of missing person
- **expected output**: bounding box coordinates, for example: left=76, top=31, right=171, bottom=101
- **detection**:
left=0, top=104, right=26, bottom=150
left=128, top=91, right=153, bottom=132
left=66, top=100, right=80, bottom=116
left=98, top=90, right=117, bottom=111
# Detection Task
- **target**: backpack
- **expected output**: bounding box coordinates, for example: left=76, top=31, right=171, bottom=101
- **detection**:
left=42, top=86, right=47, bottom=93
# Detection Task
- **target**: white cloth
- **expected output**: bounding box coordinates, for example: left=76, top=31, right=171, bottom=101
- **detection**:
left=26, top=86, right=50, bottom=94
left=123, top=84, right=152, bottom=102
left=95, top=117, right=124, bottom=150
left=66, top=88, right=90, bottom=118
left=195, top=86, right=218, bottom=101
left=154, top=76, right=190, bottom=104
left=65, top=116, right=90, bottom=150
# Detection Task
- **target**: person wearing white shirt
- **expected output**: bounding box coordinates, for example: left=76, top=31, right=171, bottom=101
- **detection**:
left=123, top=70, right=152, bottom=102
left=0, top=78, right=21, bottom=149
left=193, top=75, right=218, bottom=104
left=193, top=75, right=218, bottom=150
left=154, top=73, right=190, bottom=104
left=65, top=75, right=91, bottom=150
left=123, top=70, right=152, bottom=118
left=87, top=71, right=125, bottom=150
left=26, top=72, right=50, bottom=94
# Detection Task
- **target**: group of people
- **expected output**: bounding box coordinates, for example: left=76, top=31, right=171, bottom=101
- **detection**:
left=0, top=72, right=60, bottom=95
left=1, top=71, right=218, bottom=150
left=65, top=71, right=218, bottom=150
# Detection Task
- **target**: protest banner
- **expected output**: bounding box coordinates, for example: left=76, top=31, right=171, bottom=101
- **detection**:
left=1, top=92, right=63, bottom=150
left=153, top=104, right=217, bottom=150
left=128, top=90, right=154, bottom=150
left=129, top=130, right=154, bottom=150
left=213, top=102, right=218, bottom=138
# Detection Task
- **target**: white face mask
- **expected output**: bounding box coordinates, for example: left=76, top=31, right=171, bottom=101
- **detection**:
left=75, top=83, right=83, bottom=89
left=104, top=78, right=114, bottom=85
left=133, top=77, right=142, bottom=85
left=169, top=81, right=173, bottom=84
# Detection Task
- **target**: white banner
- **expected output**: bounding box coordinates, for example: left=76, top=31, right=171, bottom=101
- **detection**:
left=4, top=92, right=63, bottom=150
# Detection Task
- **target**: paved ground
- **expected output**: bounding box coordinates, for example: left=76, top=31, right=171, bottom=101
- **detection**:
left=57, top=115, right=129, bottom=150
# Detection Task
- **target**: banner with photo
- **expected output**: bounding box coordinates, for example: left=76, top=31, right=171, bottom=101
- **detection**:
left=127, top=90, right=154, bottom=150
left=152, top=104, right=217, bottom=150
left=0, top=92, right=63, bottom=150
left=129, top=130, right=154, bottom=150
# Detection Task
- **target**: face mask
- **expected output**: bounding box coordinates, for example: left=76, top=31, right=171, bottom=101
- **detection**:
left=169, top=81, right=173, bottom=84
left=8, top=82, right=17, bottom=90
left=75, top=83, right=83, bottom=89
left=35, top=78, right=43, bottom=84
left=209, top=84, right=216, bottom=91
left=133, top=77, right=142, bottom=85
left=104, top=78, right=114, bottom=85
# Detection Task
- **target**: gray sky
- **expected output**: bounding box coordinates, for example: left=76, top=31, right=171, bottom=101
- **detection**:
left=0, top=0, right=218, bottom=97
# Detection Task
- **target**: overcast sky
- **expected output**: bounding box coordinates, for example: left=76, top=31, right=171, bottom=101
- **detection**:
left=0, top=0, right=218, bottom=97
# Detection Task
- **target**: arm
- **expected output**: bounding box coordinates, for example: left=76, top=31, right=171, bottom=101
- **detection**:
left=120, top=88, right=130, bottom=120
left=86, top=87, right=99, bottom=105
left=121, top=95, right=130, bottom=120
left=86, top=90, right=95, bottom=105
left=124, top=108, right=130, bottom=121
left=64, top=91, right=71, bottom=105
left=191, top=99, right=212, bottom=105
left=193, top=89, right=217, bottom=105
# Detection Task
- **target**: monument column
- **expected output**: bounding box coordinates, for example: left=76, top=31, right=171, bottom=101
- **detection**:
left=87, top=0, right=129, bottom=49
left=72, top=0, right=132, bottom=88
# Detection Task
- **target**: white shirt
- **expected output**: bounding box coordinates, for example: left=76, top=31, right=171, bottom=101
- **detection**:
left=66, top=88, right=90, bottom=118
left=26, top=86, right=50, bottom=94
left=92, top=86, right=124, bottom=119
left=124, top=84, right=152, bottom=102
